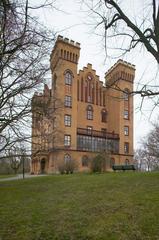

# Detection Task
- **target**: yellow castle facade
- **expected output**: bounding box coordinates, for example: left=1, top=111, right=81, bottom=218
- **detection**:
left=31, top=36, right=135, bottom=174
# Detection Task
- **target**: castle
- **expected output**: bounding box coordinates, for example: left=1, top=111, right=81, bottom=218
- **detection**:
left=31, top=35, right=135, bottom=174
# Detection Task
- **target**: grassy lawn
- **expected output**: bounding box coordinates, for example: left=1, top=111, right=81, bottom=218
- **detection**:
left=0, top=172, right=159, bottom=240
left=0, top=174, right=16, bottom=179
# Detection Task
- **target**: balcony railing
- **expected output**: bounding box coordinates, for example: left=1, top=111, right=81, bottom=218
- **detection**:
left=77, top=128, right=119, bottom=139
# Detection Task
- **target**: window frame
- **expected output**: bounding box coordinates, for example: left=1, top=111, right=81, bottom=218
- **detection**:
left=64, top=135, right=71, bottom=147
left=123, top=89, right=129, bottom=101
left=65, top=71, right=72, bottom=85
left=87, top=126, right=93, bottom=135
left=65, top=95, right=72, bottom=108
left=87, top=105, right=93, bottom=120
left=124, top=142, right=129, bottom=154
left=64, top=114, right=71, bottom=127
left=124, top=126, right=129, bottom=136
left=124, top=110, right=129, bottom=119
left=101, top=109, right=107, bottom=122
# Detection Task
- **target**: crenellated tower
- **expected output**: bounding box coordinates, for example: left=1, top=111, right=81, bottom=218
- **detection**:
left=105, top=60, right=135, bottom=164
left=50, top=35, right=80, bottom=152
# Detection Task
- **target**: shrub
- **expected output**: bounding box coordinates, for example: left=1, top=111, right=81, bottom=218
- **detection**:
left=58, top=159, right=78, bottom=174
left=58, top=162, right=66, bottom=174
left=90, top=154, right=104, bottom=173
left=90, top=152, right=111, bottom=173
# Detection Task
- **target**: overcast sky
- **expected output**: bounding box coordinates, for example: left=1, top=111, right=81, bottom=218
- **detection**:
left=31, top=0, right=159, bottom=148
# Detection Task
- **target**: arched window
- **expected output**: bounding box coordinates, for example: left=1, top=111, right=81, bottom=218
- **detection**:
left=101, top=109, right=107, bottom=122
left=123, top=88, right=129, bottom=101
left=67, top=51, right=69, bottom=60
left=82, top=155, right=89, bottom=167
left=65, top=71, right=72, bottom=85
left=64, top=154, right=71, bottom=163
left=61, top=49, right=63, bottom=57
left=87, top=105, right=93, bottom=120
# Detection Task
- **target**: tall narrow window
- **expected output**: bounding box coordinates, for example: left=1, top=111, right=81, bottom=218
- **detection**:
left=103, top=92, right=106, bottom=106
left=100, top=88, right=102, bottom=106
left=77, top=80, right=79, bottom=100
left=124, top=126, right=129, bottom=136
left=92, top=83, right=94, bottom=104
left=65, top=71, right=72, bottom=85
left=124, top=88, right=129, bottom=111
left=96, top=82, right=98, bottom=105
left=81, top=78, right=84, bottom=101
left=101, top=109, right=107, bottom=122
left=87, top=126, right=93, bottom=135
left=124, top=110, right=129, bottom=119
left=65, top=96, right=72, bottom=107
left=85, top=81, right=88, bottom=102
left=64, top=115, right=71, bottom=126
left=124, top=142, right=129, bottom=154
left=64, top=135, right=71, bottom=147
left=123, top=89, right=129, bottom=101
left=87, top=105, right=93, bottom=120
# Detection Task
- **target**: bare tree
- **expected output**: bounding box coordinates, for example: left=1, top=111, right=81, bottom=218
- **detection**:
left=81, top=0, right=159, bottom=98
left=31, top=88, right=63, bottom=159
left=0, top=0, right=56, bottom=156
left=134, top=120, right=159, bottom=171
left=8, top=147, right=22, bottom=174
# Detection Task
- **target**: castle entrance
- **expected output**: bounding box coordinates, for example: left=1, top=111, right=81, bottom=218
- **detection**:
left=40, top=158, right=46, bottom=174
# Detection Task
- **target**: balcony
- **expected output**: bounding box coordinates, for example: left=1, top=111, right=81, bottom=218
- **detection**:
left=77, top=128, right=119, bottom=140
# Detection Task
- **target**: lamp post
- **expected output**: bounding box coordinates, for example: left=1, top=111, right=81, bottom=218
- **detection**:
left=22, top=154, right=25, bottom=179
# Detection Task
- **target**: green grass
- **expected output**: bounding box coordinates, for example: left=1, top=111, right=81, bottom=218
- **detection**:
left=0, top=172, right=159, bottom=240
left=0, top=174, right=16, bottom=179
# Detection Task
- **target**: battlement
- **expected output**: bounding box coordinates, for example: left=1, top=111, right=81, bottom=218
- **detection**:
left=57, top=35, right=81, bottom=48
left=105, top=59, right=135, bottom=76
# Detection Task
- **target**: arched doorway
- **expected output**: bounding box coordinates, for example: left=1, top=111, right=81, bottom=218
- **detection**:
left=41, top=158, right=46, bottom=174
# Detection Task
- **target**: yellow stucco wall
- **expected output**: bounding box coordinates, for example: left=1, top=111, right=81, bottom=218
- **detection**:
left=31, top=36, right=135, bottom=174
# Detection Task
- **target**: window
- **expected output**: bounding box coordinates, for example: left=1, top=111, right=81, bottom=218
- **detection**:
left=87, top=105, right=93, bottom=120
left=64, top=115, right=71, bottom=126
left=77, top=135, right=119, bottom=153
left=124, top=126, right=129, bottom=136
left=82, top=155, right=89, bottom=167
left=101, top=109, right=107, bottom=122
left=65, top=71, right=72, bottom=85
left=124, top=110, right=129, bottom=119
left=125, top=159, right=129, bottom=165
left=124, top=142, right=129, bottom=154
left=64, top=135, right=71, bottom=147
left=65, top=95, right=72, bottom=107
left=87, top=126, right=93, bottom=135
left=88, top=96, right=91, bottom=103
left=123, top=89, right=129, bottom=101
left=64, top=154, right=71, bottom=163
